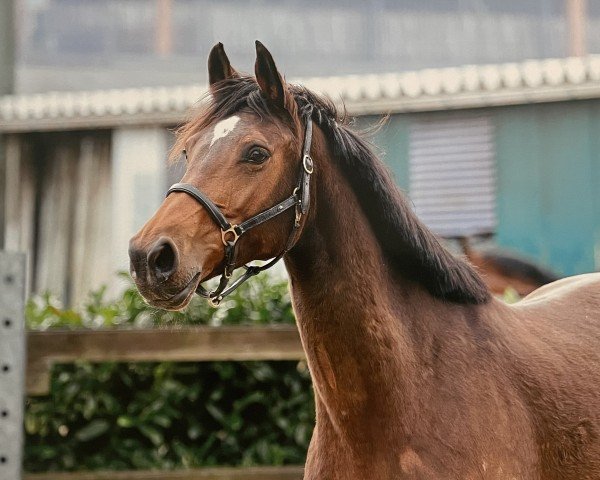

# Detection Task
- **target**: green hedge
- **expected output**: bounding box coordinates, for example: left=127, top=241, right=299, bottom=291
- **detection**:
left=24, top=274, right=314, bottom=472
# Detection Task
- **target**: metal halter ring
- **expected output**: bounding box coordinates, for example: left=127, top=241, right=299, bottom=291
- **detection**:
left=303, top=155, right=314, bottom=174
left=221, top=225, right=240, bottom=246
left=208, top=295, right=223, bottom=307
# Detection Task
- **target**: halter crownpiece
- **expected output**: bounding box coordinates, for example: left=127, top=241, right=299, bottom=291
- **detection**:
left=166, top=111, right=314, bottom=306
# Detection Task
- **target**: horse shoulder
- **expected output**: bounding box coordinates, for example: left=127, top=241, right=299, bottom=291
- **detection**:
left=498, top=273, right=600, bottom=477
left=510, top=272, right=600, bottom=335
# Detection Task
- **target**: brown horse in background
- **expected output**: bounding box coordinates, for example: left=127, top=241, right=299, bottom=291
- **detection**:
left=458, top=237, right=560, bottom=297
left=129, top=42, right=600, bottom=479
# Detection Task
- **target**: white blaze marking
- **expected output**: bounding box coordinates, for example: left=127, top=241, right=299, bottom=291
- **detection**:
left=210, top=116, right=240, bottom=147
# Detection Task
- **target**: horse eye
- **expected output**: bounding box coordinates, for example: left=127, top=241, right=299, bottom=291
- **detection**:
left=246, top=147, right=270, bottom=165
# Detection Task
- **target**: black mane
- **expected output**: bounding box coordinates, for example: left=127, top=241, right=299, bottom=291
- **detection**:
left=175, top=76, right=491, bottom=304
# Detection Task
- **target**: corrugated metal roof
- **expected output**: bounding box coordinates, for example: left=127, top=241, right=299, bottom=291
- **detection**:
left=3, top=55, right=600, bottom=132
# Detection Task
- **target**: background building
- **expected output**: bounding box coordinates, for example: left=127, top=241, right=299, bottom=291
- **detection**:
left=14, top=0, right=596, bottom=92
left=2, top=0, right=598, bottom=304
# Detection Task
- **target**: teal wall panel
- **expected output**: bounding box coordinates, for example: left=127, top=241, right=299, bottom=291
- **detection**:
left=493, top=105, right=543, bottom=259
left=358, top=115, right=411, bottom=192
left=493, top=101, right=597, bottom=275
left=589, top=105, right=600, bottom=272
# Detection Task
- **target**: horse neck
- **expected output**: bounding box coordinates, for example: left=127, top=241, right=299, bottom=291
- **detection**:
left=283, top=132, right=460, bottom=444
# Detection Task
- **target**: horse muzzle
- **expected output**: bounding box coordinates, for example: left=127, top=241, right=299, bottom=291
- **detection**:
left=128, top=236, right=201, bottom=310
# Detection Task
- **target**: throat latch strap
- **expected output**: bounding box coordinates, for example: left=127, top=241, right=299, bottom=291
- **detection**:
left=166, top=114, right=314, bottom=306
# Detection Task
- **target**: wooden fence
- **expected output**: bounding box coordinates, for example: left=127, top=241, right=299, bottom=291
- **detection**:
left=23, top=465, right=304, bottom=480
left=25, top=325, right=307, bottom=479
left=26, top=326, right=305, bottom=395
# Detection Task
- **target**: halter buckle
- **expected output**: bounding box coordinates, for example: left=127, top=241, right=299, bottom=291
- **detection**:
left=303, top=155, right=314, bottom=174
left=221, top=225, right=240, bottom=246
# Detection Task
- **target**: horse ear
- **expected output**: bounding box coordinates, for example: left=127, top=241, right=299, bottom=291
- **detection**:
left=254, top=41, right=295, bottom=112
left=208, top=42, right=238, bottom=89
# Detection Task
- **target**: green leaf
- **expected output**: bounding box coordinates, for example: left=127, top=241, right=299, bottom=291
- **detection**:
left=187, top=424, right=202, bottom=440
left=151, top=415, right=172, bottom=428
left=116, top=415, right=135, bottom=428
left=205, top=404, right=225, bottom=424
left=138, top=424, right=164, bottom=446
left=74, top=419, right=110, bottom=442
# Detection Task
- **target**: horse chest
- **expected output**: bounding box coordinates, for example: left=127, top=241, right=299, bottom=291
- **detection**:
left=306, top=443, right=533, bottom=480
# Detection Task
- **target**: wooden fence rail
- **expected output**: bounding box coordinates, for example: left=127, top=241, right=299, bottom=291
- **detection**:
left=25, top=325, right=307, bottom=479
left=27, top=326, right=305, bottom=395
left=23, top=465, right=304, bottom=480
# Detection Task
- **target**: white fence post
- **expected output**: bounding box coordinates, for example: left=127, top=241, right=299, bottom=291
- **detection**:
left=0, top=252, right=26, bottom=480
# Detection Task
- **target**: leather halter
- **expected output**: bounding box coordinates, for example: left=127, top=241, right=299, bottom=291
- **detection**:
left=167, top=114, right=314, bottom=307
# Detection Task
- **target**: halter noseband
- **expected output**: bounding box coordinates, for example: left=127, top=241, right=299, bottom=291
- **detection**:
left=166, top=114, right=314, bottom=307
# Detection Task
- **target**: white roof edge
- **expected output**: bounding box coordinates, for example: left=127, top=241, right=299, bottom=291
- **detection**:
left=2, top=55, right=600, bottom=132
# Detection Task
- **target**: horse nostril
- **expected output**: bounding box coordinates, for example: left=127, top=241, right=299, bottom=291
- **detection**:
left=147, top=238, right=179, bottom=280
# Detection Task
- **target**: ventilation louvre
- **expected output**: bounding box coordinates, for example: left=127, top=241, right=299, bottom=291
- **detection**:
left=409, top=115, right=496, bottom=237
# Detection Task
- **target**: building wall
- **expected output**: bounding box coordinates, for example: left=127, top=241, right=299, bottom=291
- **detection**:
left=367, top=100, right=600, bottom=276
left=495, top=101, right=600, bottom=276
left=111, top=127, right=169, bottom=285
left=3, top=131, right=113, bottom=304
left=2, top=127, right=171, bottom=306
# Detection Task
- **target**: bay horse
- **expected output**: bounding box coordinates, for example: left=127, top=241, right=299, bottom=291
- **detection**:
left=458, top=237, right=560, bottom=297
left=129, top=42, right=600, bottom=479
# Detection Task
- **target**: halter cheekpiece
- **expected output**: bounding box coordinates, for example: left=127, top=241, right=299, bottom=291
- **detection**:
left=166, top=112, right=314, bottom=307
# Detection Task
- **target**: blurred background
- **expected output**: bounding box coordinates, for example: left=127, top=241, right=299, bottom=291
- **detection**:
left=1, top=1, right=599, bottom=478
